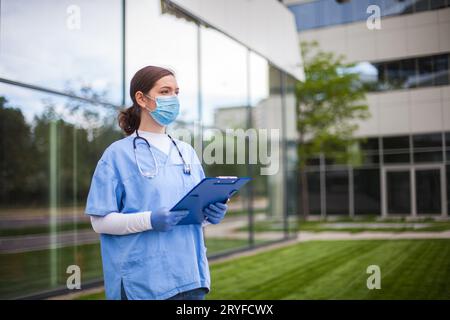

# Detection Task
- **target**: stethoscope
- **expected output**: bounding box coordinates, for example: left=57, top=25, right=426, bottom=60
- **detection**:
left=133, top=130, right=191, bottom=178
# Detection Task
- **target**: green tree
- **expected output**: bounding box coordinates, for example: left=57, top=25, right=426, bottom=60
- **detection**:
left=296, top=41, right=370, bottom=218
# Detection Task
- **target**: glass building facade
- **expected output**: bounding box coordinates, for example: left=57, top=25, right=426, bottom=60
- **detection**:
left=0, top=0, right=298, bottom=299
left=305, top=132, right=450, bottom=217
left=288, top=0, right=450, bottom=31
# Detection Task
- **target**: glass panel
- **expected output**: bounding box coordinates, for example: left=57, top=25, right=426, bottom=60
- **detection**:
left=361, top=137, right=380, bottom=151
left=0, top=0, right=122, bottom=105
left=384, top=153, right=411, bottom=164
left=306, top=171, right=322, bottom=215
left=354, top=168, right=381, bottom=215
left=285, top=74, right=299, bottom=235
left=413, top=133, right=443, bottom=148
left=416, top=169, right=442, bottom=214
left=125, top=0, right=199, bottom=123
left=325, top=169, right=349, bottom=215
left=414, top=151, right=443, bottom=163
left=434, top=54, right=450, bottom=86
left=447, top=165, right=450, bottom=214
left=415, top=0, right=431, bottom=12
left=431, top=0, right=448, bottom=10
left=417, top=56, right=434, bottom=87
left=401, top=58, right=418, bottom=89
left=199, top=26, right=251, bottom=253
left=387, top=170, right=411, bottom=214
left=289, top=1, right=317, bottom=31
left=413, top=133, right=443, bottom=163
left=0, top=83, right=121, bottom=299
left=383, top=135, right=410, bottom=150
left=386, top=61, right=403, bottom=89
left=383, top=135, right=410, bottom=163
left=200, top=26, right=247, bottom=128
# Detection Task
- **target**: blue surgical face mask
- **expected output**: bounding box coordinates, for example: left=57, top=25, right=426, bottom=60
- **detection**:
left=144, top=94, right=180, bottom=126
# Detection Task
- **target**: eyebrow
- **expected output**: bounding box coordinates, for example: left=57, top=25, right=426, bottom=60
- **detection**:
left=160, top=86, right=179, bottom=90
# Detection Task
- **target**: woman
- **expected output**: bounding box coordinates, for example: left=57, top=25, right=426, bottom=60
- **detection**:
left=85, top=65, right=228, bottom=300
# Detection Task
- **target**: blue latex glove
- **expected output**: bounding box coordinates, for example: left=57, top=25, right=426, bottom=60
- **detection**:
left=204, top=202, right=228, bottom=224
left=150, top=207, right=189, bottom=232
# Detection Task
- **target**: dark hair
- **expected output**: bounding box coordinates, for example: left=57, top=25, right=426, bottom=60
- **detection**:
left=118, top=66, right=175, bottom=135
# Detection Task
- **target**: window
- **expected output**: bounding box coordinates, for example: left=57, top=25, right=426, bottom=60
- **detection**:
left=383, top=135, right=411, bottom=164
left=434, top=54, right=450, bottom=86
left=413, top=133, right=443, bottom=163
left=306, top=171, right=322, bottom=215
left=446, top=132, right=450, bottom=162
left=417, top=56, right=435, bottom=87
left=325, top=169, right=349, bottom=215
left=383, top=135, right=410, bottom=150
left=354, top=168, right=381, bottom=215
left=401, top=58, right=419, bottom=89
left=359, top=54, right=449, bottom=92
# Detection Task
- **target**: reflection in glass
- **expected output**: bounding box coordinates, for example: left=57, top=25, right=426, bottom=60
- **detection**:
left=0, top=83, right=122, bottom=299
left=434, top=54, right=450, bottom=86
left=126, top=0, right=199, bottom=123
left=200, top=26, right=247, bottom=128
left=0, top=0, right=122, bottom=105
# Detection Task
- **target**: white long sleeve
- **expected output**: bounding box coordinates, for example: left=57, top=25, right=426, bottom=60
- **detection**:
left=90, top=211, right=152, bottom=235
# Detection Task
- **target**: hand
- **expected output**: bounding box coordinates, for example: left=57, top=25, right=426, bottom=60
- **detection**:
left=150, top=207, right=189, bottom=232
left=204, top=202, right=228, bottom=224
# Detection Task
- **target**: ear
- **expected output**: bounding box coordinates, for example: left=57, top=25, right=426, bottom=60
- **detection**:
left=135, top=91, right=147, bottom=108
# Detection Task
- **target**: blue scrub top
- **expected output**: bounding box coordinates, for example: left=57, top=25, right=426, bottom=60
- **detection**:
left=85, top=134, right=210, bottom=300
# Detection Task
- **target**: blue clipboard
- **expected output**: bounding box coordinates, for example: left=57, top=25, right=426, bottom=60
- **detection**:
left=171, top=176, right=251, bottom=225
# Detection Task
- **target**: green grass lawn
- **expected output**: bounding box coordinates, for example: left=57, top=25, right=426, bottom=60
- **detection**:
left=78, top=239, right=450, bottom=300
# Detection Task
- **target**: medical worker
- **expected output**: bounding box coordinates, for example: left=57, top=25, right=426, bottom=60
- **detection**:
left=85, top=66, right=228, bottom=300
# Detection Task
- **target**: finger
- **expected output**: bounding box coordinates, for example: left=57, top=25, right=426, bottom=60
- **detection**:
left=215, top=202, right=227, bottom=210
left=204, top=208, right=221, bottom=219
left=208, top=203, right=220, bottom=212
left=204, top=208, right=219, bottom=217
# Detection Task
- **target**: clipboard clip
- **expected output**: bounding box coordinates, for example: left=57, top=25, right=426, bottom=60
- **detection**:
left=216, top=176, right=238, bottom=179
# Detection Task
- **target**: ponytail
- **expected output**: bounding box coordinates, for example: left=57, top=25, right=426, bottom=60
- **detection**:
left=118, top=105, right=141, bottom=136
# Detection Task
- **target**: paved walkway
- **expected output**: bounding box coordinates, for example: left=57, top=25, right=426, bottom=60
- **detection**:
left=3, top=214, right=450, bottom=254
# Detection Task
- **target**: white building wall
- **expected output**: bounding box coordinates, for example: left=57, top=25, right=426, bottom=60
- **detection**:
left=298, top=8, right=450, bottom=62
left=297, top=8, right=450, bottom=137
left=354, top=86, right=450, bottom=137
